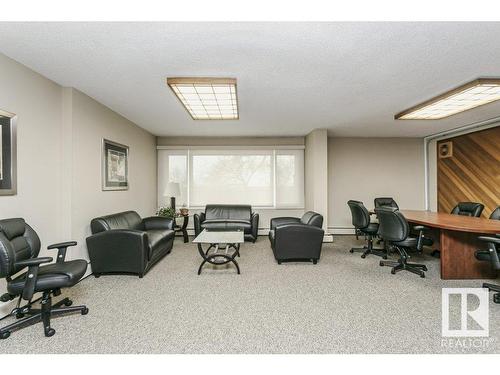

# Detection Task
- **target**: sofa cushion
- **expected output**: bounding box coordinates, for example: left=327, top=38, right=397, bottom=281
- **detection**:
left=91, top=211, right=143, bottom=234
left=205, top=205, right=252, bottom=221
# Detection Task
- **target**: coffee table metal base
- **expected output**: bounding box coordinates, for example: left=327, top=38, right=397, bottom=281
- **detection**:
left=197, top=243, right=241, bottom=275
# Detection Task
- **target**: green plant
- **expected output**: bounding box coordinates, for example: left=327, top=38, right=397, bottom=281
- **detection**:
left=157, top=206, right=176, bottom=219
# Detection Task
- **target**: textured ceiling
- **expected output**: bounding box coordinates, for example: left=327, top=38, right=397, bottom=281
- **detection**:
left=1, top=22, right=500, bottom=137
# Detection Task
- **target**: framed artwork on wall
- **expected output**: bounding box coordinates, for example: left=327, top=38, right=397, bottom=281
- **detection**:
left=0, top=110, right=17, bottom=196
left=102, top=138, right=129, bottom=191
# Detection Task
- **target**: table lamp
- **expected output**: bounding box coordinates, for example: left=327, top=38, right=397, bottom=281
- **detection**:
left=164, top=182, right=181, bottom=211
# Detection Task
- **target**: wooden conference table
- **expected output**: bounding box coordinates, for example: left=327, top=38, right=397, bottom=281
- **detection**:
left=401, top=210, right=500, bottom=280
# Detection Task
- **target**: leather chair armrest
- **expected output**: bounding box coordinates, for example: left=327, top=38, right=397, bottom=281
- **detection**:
left=478, top=236, right=500, bottom=270
left=413, top=225, right=429, bottom=231
left=251, top=213, right=259, bottom=241
left=194, top=213, right=205, bottom=236
left=270, top=217, right=300, bottom=231
left=47, top=241, right=77, bottom=263
left=86, top=229, right=148, bottom=274
left=14, top=257, right=53, bottom=301
left=143, top=216, right=174, bottom=231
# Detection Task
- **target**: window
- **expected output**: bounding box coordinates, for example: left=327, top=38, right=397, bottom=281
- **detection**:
left=157, top=148, right=304, bottom=208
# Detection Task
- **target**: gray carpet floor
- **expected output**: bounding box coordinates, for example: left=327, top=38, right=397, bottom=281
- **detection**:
left=0, top=235, right=498, bottom=354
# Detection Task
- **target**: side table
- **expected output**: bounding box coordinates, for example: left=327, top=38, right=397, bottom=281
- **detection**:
left=174, top=214, right=189, bottom=243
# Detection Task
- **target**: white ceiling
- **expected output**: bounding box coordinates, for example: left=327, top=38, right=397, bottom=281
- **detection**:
left=1, top=22, right=500, bottom=137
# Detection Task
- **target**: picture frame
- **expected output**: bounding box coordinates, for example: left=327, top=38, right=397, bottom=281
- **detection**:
left=102, top=138, right=129, bottom=191
left=0, top=109, right=17, bottom=196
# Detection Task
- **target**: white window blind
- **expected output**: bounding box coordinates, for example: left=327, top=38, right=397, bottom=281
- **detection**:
left=157, top=147, right=304, bottom=208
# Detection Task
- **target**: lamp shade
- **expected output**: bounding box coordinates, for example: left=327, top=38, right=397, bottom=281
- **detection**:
left=164, top=182, right=181, bottom=197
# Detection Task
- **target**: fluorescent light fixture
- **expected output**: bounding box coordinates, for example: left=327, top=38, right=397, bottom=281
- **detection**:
left=167, top=77, right=238, bottom=120
left=395, top=78, right=500, bottom=120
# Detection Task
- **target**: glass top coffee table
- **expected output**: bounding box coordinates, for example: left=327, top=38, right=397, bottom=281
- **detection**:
left=192, top=228, right=244, bottom=275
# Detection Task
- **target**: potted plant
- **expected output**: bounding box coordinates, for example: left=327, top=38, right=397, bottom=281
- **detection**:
left=157, top=206, right=176, bottom=220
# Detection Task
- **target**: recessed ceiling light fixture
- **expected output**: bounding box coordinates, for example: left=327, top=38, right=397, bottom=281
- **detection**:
left=167, top=77, right=238, bottom=120
left=395, top=78, right=500, bottom=120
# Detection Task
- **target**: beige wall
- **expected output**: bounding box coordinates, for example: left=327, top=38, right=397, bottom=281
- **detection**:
left=328, top=137, right=426, bottom=232
left=0, top=53, right=65, bottom=248
left=70, top=89, right=157, bottom=261
left=305, top=129, right=328, bottom=229
left=0, top=54, right=156, bottom=314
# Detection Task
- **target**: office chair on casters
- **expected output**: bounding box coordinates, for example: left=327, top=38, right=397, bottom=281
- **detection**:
left=374, top=197, right=399, bottom=209
left=375, top=207, right=428, bottom=278
left=0, top=218, right=88, bottom=339
left=347, top=200, right=386, bottom=259
left=430, top=201, right=485, bottom=258
left=475, top=234, right=500, bottom=304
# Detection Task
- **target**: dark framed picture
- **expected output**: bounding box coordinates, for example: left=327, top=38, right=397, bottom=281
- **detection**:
left=0, top=110, right=17, bottom=196
left=102, top=139, right=129, bottom=191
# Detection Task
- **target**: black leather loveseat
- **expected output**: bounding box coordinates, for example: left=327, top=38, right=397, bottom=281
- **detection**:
left=194, top=204, right=259, bottom=242
left=269, top=211, right=324, bottom=264
left=86, top=211, right=174, bottom=278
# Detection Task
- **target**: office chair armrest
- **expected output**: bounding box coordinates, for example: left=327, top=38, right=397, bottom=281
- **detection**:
left=478, top=236, right=500, bottom=245
left=47, top=241, right=77, bottom=263
left=14, top=257, right=53, bottom=301
left=15, top=257, right=53, bottom=268
left=143, top=216, right=174, bottom=231
left=413, top=225, right=429, bottom=231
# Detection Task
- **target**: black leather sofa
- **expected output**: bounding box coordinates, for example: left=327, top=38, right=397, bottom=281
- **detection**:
left=194, top=204, right=259, bottom=242
left=268, top=211, right=324, bottom=264
left=86, top=211, right=174, bottom=278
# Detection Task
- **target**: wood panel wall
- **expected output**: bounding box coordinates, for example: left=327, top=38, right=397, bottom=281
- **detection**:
left=437, top=126, right=500, bottom=218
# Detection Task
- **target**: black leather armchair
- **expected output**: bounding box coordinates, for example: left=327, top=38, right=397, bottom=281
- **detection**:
left=268, top=211, right=324, bottom=264
left=194, top=205, right=259, bottom=242
left=86, top=211, right=174, bottom=278
left=0, top=218, right=88, bottom=339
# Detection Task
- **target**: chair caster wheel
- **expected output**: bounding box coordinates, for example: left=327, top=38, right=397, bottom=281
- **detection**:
left=15, top=313, right=25, bottom=319
left=0, top=331, right=11, bottom=339
left=422, top=266, right=428, bottom=272
left=64, top=300, right=73, bottom=306
left=379, top=261, right=384, bottom=266
left=391, top=269, right=396, bottom=275
left=45, top=328, right=56, bottom=337
left=420, top=274, right=426, bottom=278
left=383, top=256, right=388, bottom=260
left=361, top=254, right=366, bottom=259
left=81, top=307, right=89, bottom=315
left=349, top=249, right=354, bottom=253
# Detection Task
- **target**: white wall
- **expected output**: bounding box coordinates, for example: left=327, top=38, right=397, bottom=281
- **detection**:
left=328, top=137, right=426, bottom=233
left=0, top=54, right=156, bottom=314
left=305, top=129, right=328, bottom=229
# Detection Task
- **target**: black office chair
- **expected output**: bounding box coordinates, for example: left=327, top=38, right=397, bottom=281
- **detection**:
left=375, top=207, right=428, bottom=278
left=0, top=218, right=88, bottom=339
left=475, top=234, right=500, bottom=304
left=489, top=206, right=500, bottom=221
left=374, top=197, right=399, bottom=209
left=347, top=200, right=386, bottom=259
left=431, top=201, right=485, bottom=258
left=451, top=202, right=485, bottom=217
